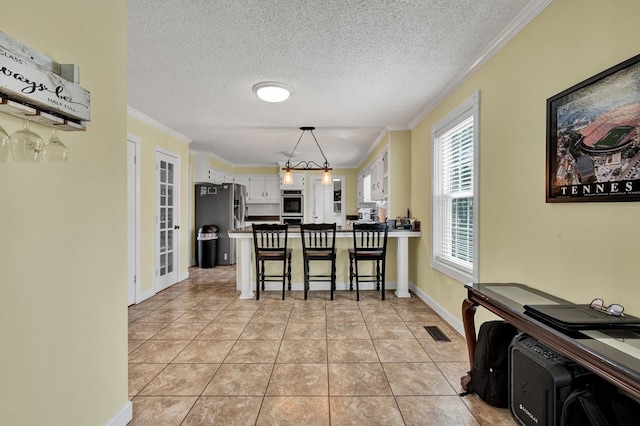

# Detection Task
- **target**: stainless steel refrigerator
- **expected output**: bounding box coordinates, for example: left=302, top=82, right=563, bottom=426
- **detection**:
left=195, top=183, right=246, bottom=266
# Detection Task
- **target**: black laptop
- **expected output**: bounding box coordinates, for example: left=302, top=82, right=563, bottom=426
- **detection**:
left=524, top=304, right=640, bottom=331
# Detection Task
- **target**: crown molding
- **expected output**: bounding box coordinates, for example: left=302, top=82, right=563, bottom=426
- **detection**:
left=189, top=149, right=235, bottom=167
left=127, top=106, right=193, bottom=144
left=408, top=0, right=553, bottom=129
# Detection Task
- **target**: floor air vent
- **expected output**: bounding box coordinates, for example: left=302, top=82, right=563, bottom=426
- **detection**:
left=424, top=325, right=451, bottom=342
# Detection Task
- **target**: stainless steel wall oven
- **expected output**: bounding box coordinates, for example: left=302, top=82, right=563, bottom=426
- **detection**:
left=281, top=190, right=303, bottom=217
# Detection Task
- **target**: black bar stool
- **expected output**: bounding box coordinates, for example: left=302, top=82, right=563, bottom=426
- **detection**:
left=348, top=223, right=388, bottom=301
left=252, top=223, right=292, bottom=300
left=300, top=223, right=337, bottom=300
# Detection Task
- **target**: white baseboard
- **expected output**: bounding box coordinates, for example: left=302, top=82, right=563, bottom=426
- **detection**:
left=103, top=401, right=132, bottom=426
left=409, top=282, right=465, bottom=337
left=135, top=272, right=189, bottom=305
left=136, top=287, right=156, bottom=304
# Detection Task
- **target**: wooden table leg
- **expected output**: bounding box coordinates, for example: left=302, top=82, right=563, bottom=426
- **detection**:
left=462, top=298, right=478, bottom=371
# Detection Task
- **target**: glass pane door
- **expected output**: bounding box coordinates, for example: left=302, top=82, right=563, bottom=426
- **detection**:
left=156, top=151, right=179, bottom=291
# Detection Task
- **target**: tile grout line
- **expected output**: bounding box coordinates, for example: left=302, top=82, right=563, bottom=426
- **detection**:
left=129, top=268, right=491, bottom=425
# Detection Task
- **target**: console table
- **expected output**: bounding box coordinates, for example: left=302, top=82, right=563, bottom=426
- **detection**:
left=462, top=283, right=640, bottom=400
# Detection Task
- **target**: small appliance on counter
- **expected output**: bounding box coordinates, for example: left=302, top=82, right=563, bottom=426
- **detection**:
left=357, top=207, right=376, bottom=222
left=377, top=206, right=387, bottom=223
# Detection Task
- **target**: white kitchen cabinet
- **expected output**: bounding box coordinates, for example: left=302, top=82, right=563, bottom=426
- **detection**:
left=358, top=171, right=372, bottom=203
left=209, top=168, right=233, bottom=184
left=194, top=152, right=232, bottom=184
left=264, top=176, right=280, bottom=202
left=234, top=176, right=250, bottom=189
left=357, top=172, right=366, bottom=203
left=247, top=175, right=280, bottom=203
left=194, top=153, right=211, bottom=183
left=370, top=150, right=388, bottom=200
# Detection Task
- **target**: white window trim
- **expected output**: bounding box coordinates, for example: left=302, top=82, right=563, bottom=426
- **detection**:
left=431, top=91, right=480, bottom=284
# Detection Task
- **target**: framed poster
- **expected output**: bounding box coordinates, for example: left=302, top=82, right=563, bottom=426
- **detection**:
left=546, top=53, right=640, bottom=203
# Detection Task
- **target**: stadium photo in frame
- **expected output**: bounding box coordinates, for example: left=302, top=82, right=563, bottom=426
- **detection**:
left=546, top=53, right=640, bottom=203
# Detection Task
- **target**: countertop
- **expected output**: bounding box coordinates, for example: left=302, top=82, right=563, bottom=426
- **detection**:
left=230, top=226, right=421, bottom=235
left=245, top=216, right=281, bottom=222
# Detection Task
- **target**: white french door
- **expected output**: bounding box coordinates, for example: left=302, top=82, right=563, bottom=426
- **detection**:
left=155, top=150, right=180, bottom=292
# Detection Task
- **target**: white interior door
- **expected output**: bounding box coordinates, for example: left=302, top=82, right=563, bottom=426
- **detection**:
left=311, top=177, right=334, bottom=223
left=156, top=150, right=180, bottom=292
left=127, top=136, right=140, bottom=305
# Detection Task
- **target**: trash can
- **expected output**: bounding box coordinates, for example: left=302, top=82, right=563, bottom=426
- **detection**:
left=197, top=225, right=218, bottom=268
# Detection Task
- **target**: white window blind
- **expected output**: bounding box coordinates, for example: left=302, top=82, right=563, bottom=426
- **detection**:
left=432, top=92, right=478, bottom=282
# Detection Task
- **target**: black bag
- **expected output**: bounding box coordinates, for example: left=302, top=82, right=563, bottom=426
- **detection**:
left=460, top=320, right=518, bottom=408
left=561, top=380, right=640, bottom=426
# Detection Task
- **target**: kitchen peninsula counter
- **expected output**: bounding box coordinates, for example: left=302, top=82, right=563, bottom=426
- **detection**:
left=229, top=226, right=420, bottom=299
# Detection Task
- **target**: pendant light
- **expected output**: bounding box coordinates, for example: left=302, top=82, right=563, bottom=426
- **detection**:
left=282, top=127, right=333, bottom=185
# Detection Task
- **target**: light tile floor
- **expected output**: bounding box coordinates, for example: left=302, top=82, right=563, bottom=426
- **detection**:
left=128, top=266, right=517, bottom=425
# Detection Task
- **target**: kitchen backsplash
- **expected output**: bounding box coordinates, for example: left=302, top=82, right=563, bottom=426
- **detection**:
left=246, top=203, right=280, bottom=216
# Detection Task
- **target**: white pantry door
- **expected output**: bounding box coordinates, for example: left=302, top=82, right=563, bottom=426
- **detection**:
left=311, top=177, right=334, bottom=223
left=155, top=150, right=180, bottom=292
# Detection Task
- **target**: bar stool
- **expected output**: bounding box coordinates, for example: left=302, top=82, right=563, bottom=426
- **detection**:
left=300, top=223, right=337, bottom=300
left=348, top=223, right=388, bottom=301
left=252, top=223, right=292, bottom=300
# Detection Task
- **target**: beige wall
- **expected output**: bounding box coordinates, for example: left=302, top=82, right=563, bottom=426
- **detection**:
left=4, top=1, right=633, bottom=423
left=388, top=131, right=411, bottom=219
left=358, top=130, right=412, bottom=219
left=205, top=151, right=234, bottom=174
left=0, top=1, right=128, bottom=425
left=338, top=168, right=359, bottom=216
left=128, top=116, right=192, bottom=295
left=411, top=0, right=640, bottom=325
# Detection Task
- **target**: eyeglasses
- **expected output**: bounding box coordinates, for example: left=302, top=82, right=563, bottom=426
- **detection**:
left=590, top=298, right=625, bottom=317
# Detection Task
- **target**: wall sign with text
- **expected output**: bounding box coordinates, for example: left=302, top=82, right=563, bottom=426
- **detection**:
left=546, top=53, right=640, bottom=203
left=0, top=32, right=90, bottom=126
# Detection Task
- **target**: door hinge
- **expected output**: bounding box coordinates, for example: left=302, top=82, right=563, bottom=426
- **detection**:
left=134, top=275, right=137, bottom=284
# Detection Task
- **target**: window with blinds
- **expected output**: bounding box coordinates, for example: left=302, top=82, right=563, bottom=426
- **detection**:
left=431, top=92, right=479, bottom=282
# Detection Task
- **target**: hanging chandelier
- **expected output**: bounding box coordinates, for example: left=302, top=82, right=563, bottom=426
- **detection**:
left=282, top=127, right=333, bottom=185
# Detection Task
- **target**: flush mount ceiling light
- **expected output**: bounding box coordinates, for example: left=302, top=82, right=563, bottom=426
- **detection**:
left=282, top=127, right=333, bottom=185
left=253, top=81, right=291, bottom=103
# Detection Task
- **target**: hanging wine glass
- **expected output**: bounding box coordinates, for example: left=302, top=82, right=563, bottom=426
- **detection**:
left=0, top=125, right=9, bottom=163
left=11, top=119, right=43, bottom=163
left=42, top=129, right=69, bottom=162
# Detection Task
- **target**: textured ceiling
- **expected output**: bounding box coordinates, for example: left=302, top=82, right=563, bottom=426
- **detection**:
left=127, top=0, right=543, bottom=167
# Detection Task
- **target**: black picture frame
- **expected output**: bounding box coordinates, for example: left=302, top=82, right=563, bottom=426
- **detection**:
left=546, top=53, right=640, bottom=203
